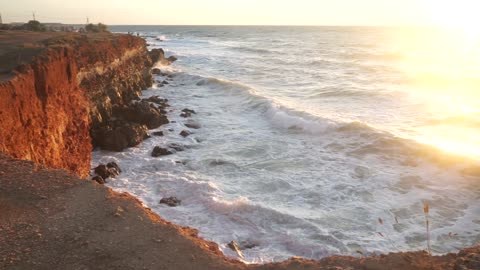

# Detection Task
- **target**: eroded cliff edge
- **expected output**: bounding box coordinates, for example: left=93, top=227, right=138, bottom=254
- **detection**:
left=0, top=31, right=164, bottom=178
left=0, top=31, right=478, bottom=269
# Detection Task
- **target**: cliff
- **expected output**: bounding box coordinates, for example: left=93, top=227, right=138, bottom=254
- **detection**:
left=0, top=32, right=161, bottom=178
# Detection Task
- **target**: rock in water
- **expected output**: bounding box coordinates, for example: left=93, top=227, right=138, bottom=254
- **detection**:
left=159, top=197, right=181, bottom=207
left=94, top=163, right=122, bottom=179
left=93, top=122, right=149, bottom=152
left=106, top=162, right=122, bottom=174
left=227, top=241, right=244, bottom=259
left=185, top=122, right=201, bottom=129
left=149, top=48, right=166, bottom=64
left=179, top=130, right=192, bottom=138
left=92, top=176, right=106, bottom=184
left=167, top=56, right=178, bottom=63
left=180, top=108, right=196, bottom=118
left=151, top=146, right=173, bottom=157
left=115, top=101, right=169, bottom=130
left=153, top=131, right=164, bottom=136
left=144, top=96, right=168, bottom=106
left=167, top=143, right=185, bottom=152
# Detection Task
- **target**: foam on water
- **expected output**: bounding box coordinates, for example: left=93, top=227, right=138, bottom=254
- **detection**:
left=95, top=26, right=480, bottom=262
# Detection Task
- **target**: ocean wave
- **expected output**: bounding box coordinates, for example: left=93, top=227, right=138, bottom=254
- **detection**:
left=340, top=51, right=404, bottom=62
left=203, top=196, right=348, bottom=259
left=228, top=46, right=274, bottom=55
left=173, top=71, right=478, bottom=165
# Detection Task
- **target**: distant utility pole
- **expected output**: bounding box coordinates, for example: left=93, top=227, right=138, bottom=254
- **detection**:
left=86, top=17, right=89, bottom=24
left=32, top=11, right=36, bottom=21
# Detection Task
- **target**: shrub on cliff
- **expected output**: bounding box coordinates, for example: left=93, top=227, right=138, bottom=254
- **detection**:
left=85, top=23, right=109, bottom=33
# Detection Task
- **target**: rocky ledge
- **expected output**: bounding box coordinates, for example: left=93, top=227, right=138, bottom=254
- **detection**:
left=0, top=31, right=174, bottom=178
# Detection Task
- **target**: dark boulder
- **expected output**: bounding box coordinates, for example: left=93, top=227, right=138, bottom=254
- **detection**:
left=185, top=122, right=201, bottom=129
left=153, top=131, right=164, bottom=136
left=94, top=163, right=120, bottom=179
left=152, top=68, right=162, bottom=75
left=152, top=146, right=173, bottom=157
left=227, top=241, right=244, bottom=259
left=159, top=197, right=181, bottom=207
left=179, top=130, right=191, bottom=137
left=167, top=56, right=178, bottom=63
left=107, top=162, right=122, bottom=174
left=92, top=176, right=106, bottom=184
left=115, top=101, right=169, bottom=129
left=144, top=96, right=168, bottom=106
left=149, top=48, right=165, bottom=64
left=168, top=143, right=185, bottom=152
left=93, top=122, right=149, bottom=152
left=238, top=240, right=258, bottom=250
left=180, top=108, right=196, bottom=118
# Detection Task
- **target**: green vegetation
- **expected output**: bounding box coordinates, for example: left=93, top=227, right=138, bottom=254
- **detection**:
left=22, top=20, right=47, bottom=32
left=85, top=23, right=108, bottom=33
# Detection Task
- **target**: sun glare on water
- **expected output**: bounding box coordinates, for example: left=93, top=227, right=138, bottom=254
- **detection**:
left=391, top=1, right=480, bottom=159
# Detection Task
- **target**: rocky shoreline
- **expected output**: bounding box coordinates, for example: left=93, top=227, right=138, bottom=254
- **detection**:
left=0, top=30, right=478, bottom=269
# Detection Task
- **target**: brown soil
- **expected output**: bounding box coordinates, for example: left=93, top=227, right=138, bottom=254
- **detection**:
left=1, top=154, right=478, bottom=270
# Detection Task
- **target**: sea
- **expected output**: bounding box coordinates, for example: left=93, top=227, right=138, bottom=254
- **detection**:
left=94, top=26, right=480, bottom=263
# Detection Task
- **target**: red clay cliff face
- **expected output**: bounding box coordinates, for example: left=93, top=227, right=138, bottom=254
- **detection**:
left=0, top=45, right=91, bottom=177
left=0, top=33, right=154, bottom=178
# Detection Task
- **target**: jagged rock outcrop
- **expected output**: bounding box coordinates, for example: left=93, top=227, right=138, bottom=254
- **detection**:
left=0, top=32, right=171, bottom=177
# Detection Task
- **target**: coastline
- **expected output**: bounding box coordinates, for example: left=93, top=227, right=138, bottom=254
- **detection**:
left=0, top=30, right=478, bottom=269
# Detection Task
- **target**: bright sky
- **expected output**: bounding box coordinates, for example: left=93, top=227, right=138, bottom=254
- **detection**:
left=1, top=0, right=479, bottom=26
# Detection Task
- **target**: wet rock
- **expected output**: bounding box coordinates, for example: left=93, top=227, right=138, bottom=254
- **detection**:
left=144, top=96, right=168, bottom=106
left=157, top=83, right=164, bottom=88
left=107, top=162, right=122, bottom=174
left=152, top=68, right=162, bottom=75
left=94, top=163, right=120, bottom=179
left=239, top=240, right=258, bottom=250
left=227, top=241, right=244, bottom=259
left=162, top=80, right=169, bottom=85
left=182, top=108, right=196, bottom=114
left=93, top=122, right=149, bottom=152
left=168, top=143, right=185, bottom=152
left=180, top=130, right=191, bottom=137
left=149, top=48, right=165, bottom=64
left=159, top=197, right=181, bottom=207
left=167, top=56, right=178, bottom=63
left=115, top=101, right=169, bottom=129
left=153, top=131, right=164, bottom=136
left=180, top=108, right=196, bottom=118
left=185, top=122, right=201, bottom=129
left=92, top=176, right=106, bottom=184
left=151, top=146, right=173, bottom=157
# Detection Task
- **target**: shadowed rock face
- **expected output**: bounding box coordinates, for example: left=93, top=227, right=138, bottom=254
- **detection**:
left=0, top=32, right=161, bottom=178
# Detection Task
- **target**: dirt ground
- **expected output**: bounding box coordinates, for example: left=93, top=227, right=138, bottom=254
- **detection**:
left=1, top=154, right=478, bottom=270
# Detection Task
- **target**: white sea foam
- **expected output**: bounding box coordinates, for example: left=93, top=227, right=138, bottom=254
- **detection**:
left=95, top=26, right=480, bottom=263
